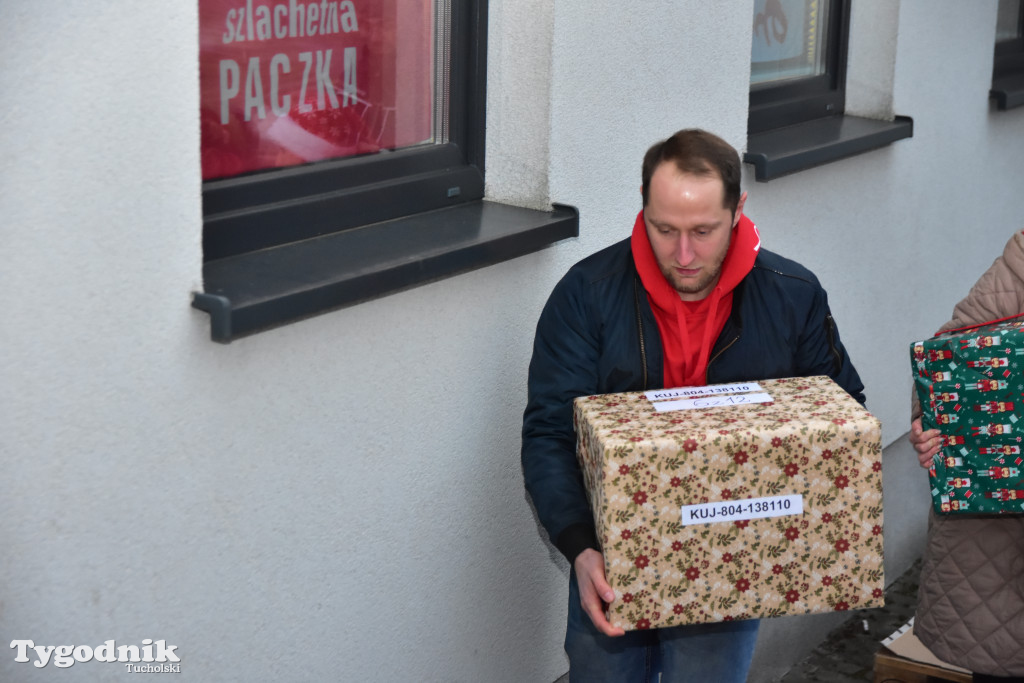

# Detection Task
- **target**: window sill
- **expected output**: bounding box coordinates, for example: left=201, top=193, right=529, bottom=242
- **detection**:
left=744, top=114, right=914, bottom=182
left=192, top=200, right=579, bottom=343
left=991, top=73, right=1024, bottom=110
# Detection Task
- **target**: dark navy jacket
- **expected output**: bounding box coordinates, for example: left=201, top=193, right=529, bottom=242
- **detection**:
left=521, top=237, right=866, bottom=563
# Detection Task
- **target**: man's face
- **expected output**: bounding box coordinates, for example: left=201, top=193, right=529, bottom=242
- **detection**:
left=643, top=163, right=746, bottom=301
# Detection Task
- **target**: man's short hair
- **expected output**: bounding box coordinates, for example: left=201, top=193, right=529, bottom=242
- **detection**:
left=641, top=129, right=742, bottom=214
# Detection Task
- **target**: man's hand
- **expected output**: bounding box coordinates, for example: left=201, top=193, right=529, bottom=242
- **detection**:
left=574, top=549, right=626, bottom=637
left=909, top=417, right=942, bottom=468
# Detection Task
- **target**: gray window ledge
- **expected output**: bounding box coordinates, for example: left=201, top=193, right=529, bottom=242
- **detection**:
left=192, top=200, right=579, bottom=343
left=744, top=114, right=914, bottom=182
left=992, top=73, right=1024, bottom=110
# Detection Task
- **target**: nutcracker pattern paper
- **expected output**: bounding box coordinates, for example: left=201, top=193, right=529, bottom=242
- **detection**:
left=912, top=316, right=1024, bottom=514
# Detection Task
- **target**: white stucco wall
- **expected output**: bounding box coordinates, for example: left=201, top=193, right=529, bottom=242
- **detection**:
left=2, top=1, right=1022, bottom=682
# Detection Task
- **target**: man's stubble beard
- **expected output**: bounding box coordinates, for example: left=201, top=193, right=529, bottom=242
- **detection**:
left=660, top=244, right=729, bottom=298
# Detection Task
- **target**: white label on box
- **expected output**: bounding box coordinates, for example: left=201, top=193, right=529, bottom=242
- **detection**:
left=645, top=382, right=763, bottom=402
left=652, top=392, right=773, bottom=413
left=681, top=494, right=803, bottom=526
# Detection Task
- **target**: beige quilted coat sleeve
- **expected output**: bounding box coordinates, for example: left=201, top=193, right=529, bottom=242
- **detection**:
left=940, top=231, right=1024, bottom=332
left=911, top=231, right=1024, bottom=420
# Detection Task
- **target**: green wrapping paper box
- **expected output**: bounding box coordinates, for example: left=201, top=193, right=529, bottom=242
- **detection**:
left=573, top=375, right=884, bottom=632
left=911, top=316, right=1024, bottom=514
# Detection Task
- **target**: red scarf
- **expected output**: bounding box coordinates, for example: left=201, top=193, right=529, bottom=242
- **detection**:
left=631, top=209, right=760, bottom=388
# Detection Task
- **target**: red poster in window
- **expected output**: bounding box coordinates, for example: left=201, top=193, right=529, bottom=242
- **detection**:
left=199, top=1, right=434, bottom=180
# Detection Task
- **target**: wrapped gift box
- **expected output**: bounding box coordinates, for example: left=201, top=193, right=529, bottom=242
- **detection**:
left=911, top=316, right=1024, bottom=515
left=573, top=375, right=883, bottom=631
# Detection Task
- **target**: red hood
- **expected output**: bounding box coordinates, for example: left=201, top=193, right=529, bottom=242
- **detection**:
left=631, top=209, right=761, bottom=387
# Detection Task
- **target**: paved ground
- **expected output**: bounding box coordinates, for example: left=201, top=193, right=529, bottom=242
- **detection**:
left=777, top=559, right=922, bottom=682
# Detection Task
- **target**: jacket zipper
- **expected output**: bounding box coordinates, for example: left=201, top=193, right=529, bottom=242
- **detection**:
left=825, top=314, right=842, bottom=375
left=706, top=333, right=740, bottom=381
left=633, top=276, right=648, bottom=390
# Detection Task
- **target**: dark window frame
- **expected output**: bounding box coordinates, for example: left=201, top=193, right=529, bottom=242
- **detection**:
left=995, top=0, right=1024, bottom=65
left=992, top=0, right=1024, bottom=110
left=744, top=0, right=913, bottom=181
left=201, top=0, right=487, bottom=261
left=747, top=0, right=850, bottom=136
left=193, top=0, right=579, bottom=342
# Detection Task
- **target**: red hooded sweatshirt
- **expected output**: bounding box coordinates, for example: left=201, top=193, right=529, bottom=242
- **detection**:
left=630, top=209, right=761, bottom=388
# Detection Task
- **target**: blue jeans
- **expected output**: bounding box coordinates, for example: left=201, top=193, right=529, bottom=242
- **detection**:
left=565, top=571, right=759, bottom=683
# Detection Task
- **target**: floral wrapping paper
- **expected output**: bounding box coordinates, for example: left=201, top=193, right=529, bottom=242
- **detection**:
left=911, top=317, right=1024, bottom=514
left=573, top=375, right=883, bottom=631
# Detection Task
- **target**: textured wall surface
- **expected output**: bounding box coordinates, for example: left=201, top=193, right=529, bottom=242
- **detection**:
left=2, top=1, right=1022, bottom=682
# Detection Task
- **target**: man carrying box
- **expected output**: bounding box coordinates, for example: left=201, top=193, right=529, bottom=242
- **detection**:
left=521, top=129, right=866, bottom=682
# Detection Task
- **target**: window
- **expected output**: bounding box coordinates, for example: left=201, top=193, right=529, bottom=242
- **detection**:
left=199, top=0, right=485, bottom=260
left=744, top=0, right=912, bottom=181
left=193, top=0, right=577, bottom=342
left=992, top=0, right=1024, bottom=110
left=748, top=0, right=845, bottom=135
